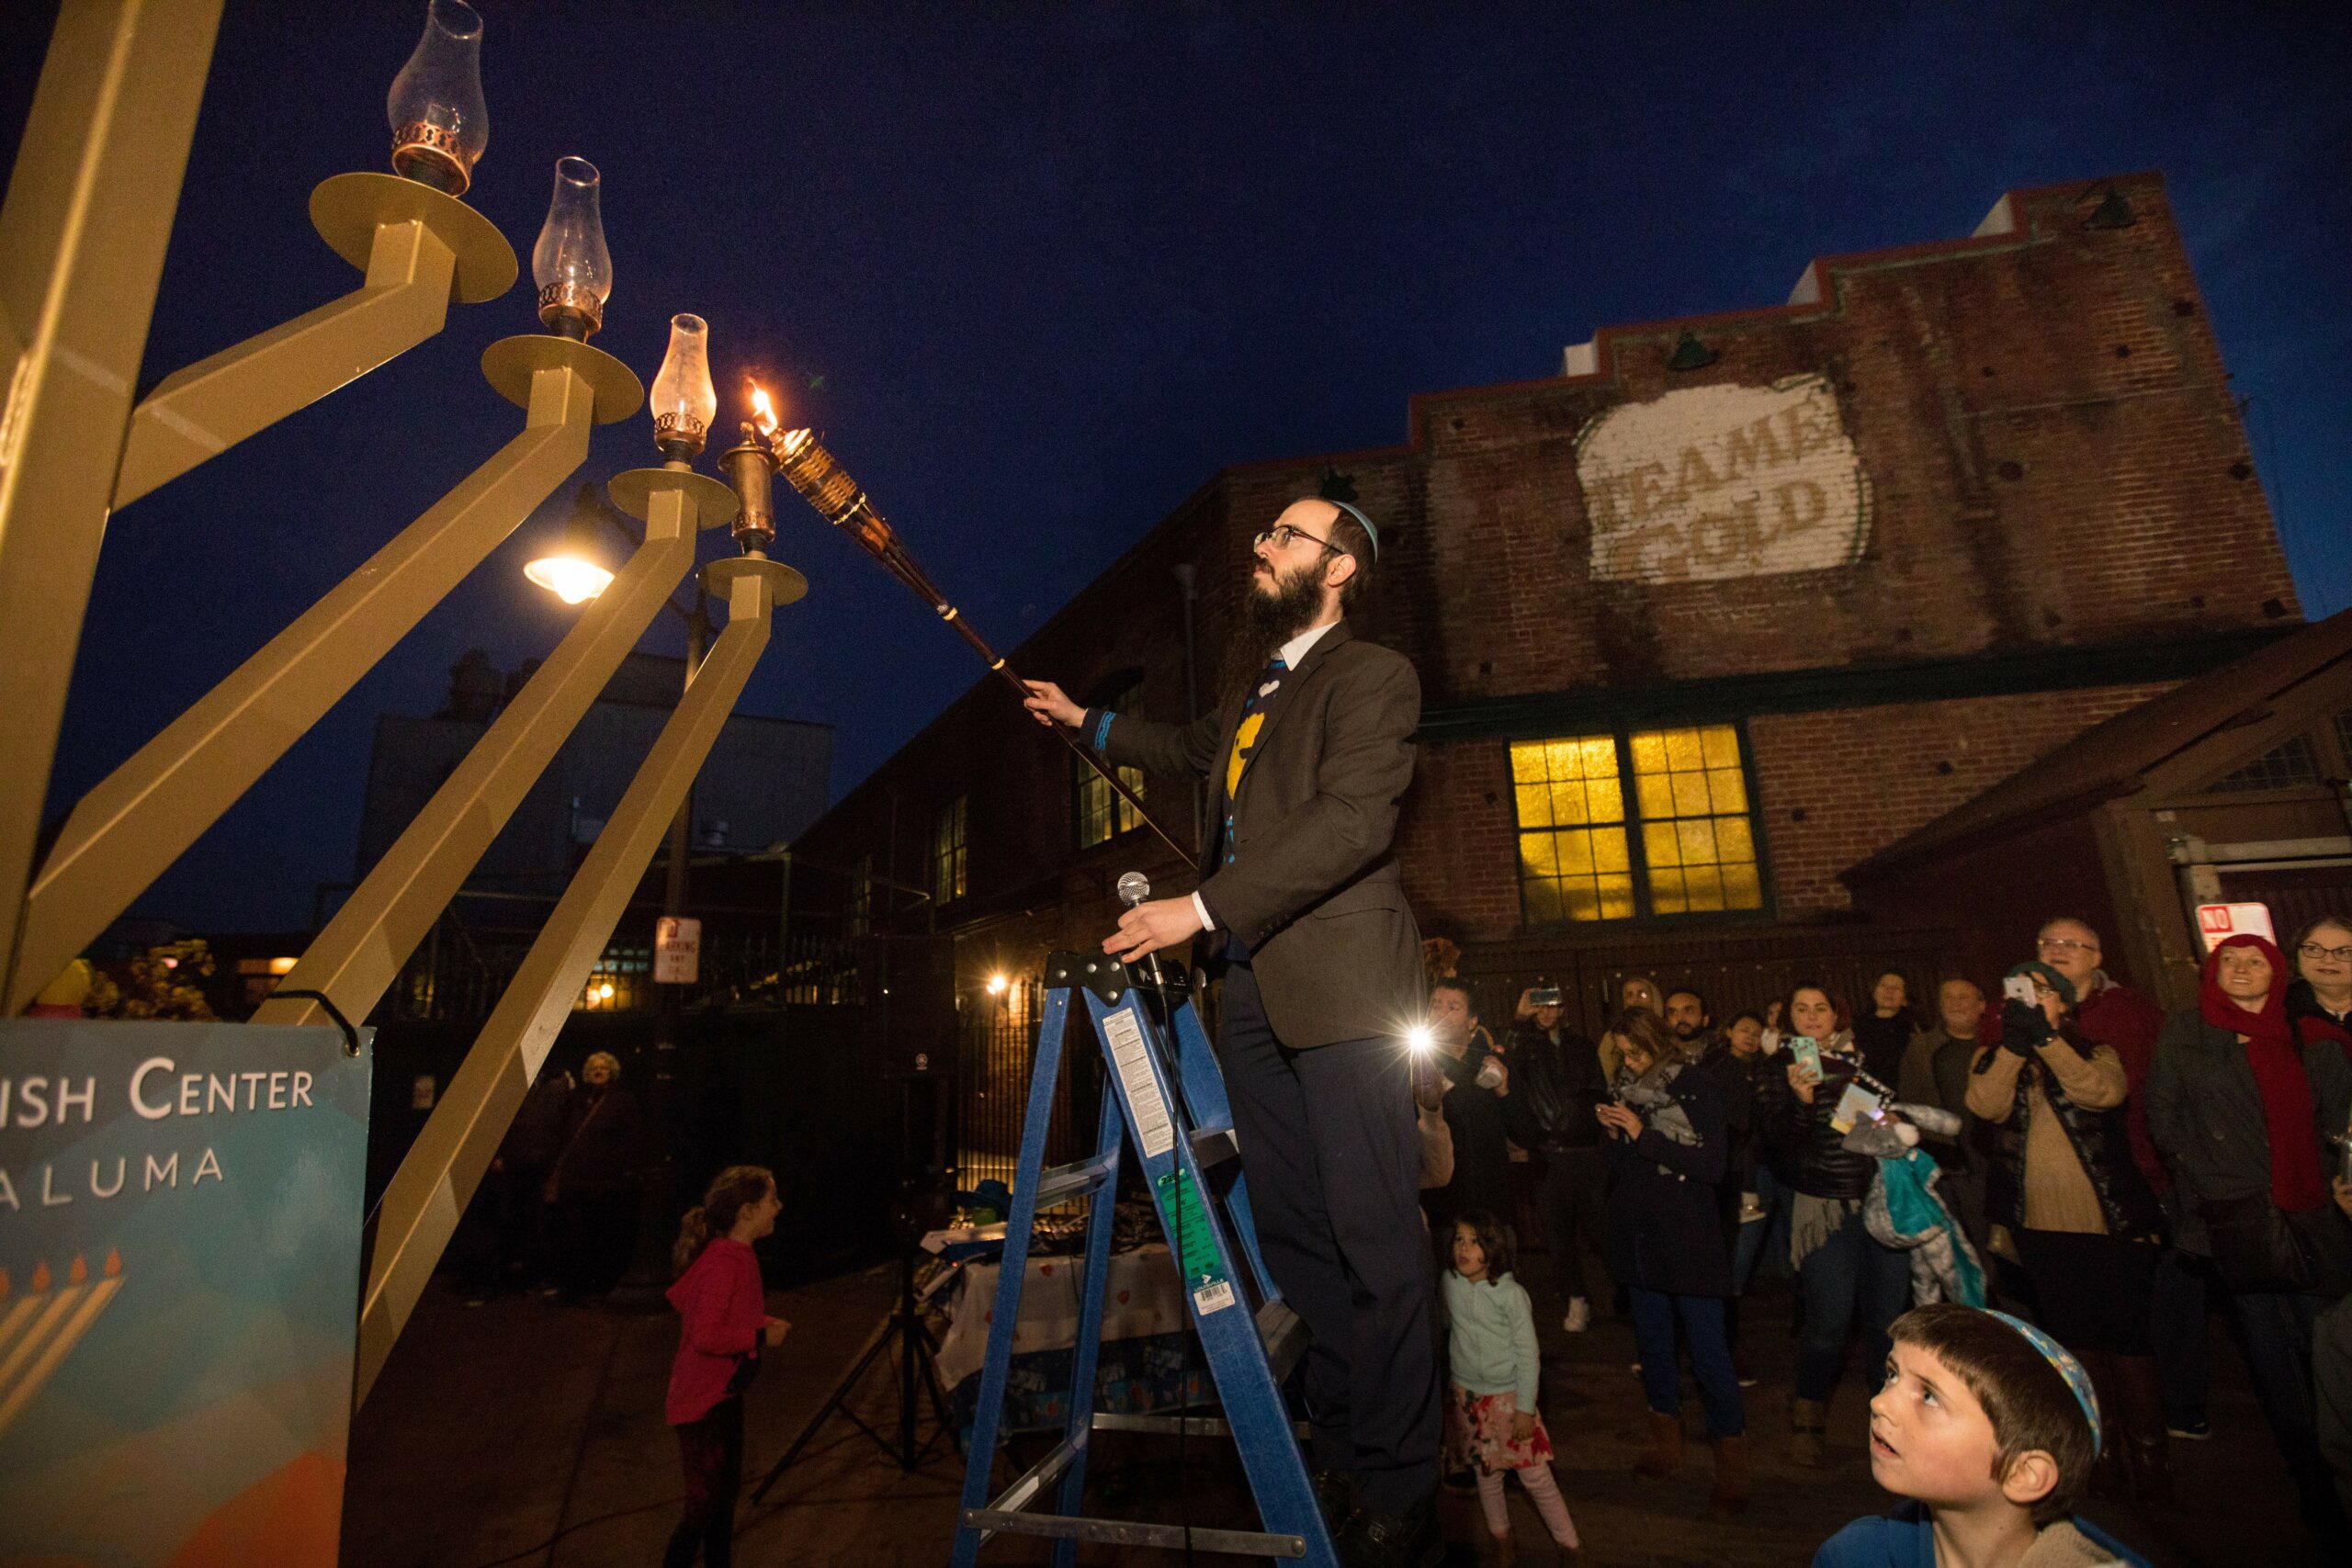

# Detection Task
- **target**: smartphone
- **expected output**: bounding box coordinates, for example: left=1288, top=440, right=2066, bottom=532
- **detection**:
left=1788, top=1035, right=1823, bottom=1083
left=2002, top=974, right=2041, bottom=1009
left=1529, top=986, right=1563, bottom=1009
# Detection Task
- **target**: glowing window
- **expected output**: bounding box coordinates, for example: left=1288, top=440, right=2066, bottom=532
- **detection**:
left=1509, top=722, right=1765, bottom=923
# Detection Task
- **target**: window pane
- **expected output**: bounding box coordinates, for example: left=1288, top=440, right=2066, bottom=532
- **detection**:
left=1599, top=874, right=1636, bottom=919
left=1510, top=742, right=1547, bottom=784
left=1557, top=831, right=1595, bottom=876
left=1563, top=881, right=1600, bottom=922
left=1630, top=732, right=1665, bottom=773
left=1520, top=833, right=1559, bottom=879
left=1707, top=767, right=1747, bottom=813
left=1580, top=738, right=1619, bottom=777
left=1593, top=828, right=1631, bottom=874
left=1722, top=862, right=1764, bottom=909
left=1635, top=773, right=1673, bottom=819
left=1643, top=820, right=1681, bottom=869
left=1517, top=784, right=1553, bottom=829
left=1551, top=781, right=1589, bottom=826
left=1586, top=774, right=1625, bottom=824
left=1545, top=740, right=1586, bottom=779
left=1683, top=865, right=1725, bottom=911
left=1716, top=815, right=1755, bottom=863
left=1651, top=866, right=1687, bottom=912
left=1701, top=725, right=1742, bottom=769
left=1678, top=818, right=1718, bottom=864
left=1664, top=728, right=1704, bottom=772
left=1670, top=771, right=1713, bottom=818
left=1524, top=878, right=1564, bottom=924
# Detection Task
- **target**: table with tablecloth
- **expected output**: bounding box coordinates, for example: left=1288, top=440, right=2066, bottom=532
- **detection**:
left=929, top=1241, right=1212, bottom=1437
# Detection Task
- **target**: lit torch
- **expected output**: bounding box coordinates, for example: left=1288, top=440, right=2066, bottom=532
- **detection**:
left=764, top=424, right=1194, bottom=872
left=715, top=380, right=780, bottom=558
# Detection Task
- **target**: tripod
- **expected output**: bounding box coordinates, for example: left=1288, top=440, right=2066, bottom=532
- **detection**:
left=752, top=1093, right=959, bottom=1499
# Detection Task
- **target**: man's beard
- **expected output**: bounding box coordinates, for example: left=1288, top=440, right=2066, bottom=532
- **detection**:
left=1217, top=556, right=1325, bottom=699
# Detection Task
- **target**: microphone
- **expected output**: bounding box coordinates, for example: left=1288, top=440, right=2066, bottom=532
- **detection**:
left=1115, top=871, right=1168, bottom=989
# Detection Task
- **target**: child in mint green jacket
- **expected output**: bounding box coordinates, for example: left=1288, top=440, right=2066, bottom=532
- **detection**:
left=1442, top=1212, right=1579, bottom=1558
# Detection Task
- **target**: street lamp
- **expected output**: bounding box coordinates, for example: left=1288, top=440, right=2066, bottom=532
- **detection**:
left=522, top=491, right=616, bottom=604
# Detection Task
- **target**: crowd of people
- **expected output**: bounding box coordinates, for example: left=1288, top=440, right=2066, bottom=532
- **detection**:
left=1414, top=913, right=2352, bottom=1562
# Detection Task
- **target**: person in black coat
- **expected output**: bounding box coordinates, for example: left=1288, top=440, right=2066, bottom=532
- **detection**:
left=1599, top=1008, right=1748, bottom=1509
left=1424, top=978, right=1541, bottom=1243
left=547, top=1050, right=644, bottom=1302
left=1510, top=987, right=1612, bottom=1332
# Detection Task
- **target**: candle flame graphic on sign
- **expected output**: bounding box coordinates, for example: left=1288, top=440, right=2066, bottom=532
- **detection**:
left=0, top=1251, right=129, bottom=1437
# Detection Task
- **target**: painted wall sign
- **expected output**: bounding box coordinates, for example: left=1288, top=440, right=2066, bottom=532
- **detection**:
left=1575, top=373, right=1873, bottom=583
left=0, top=1020, right=370, bottom=1567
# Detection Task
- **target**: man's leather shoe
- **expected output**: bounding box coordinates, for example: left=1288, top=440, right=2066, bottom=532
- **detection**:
left=1334, top=1491, right=1442, bottom=1568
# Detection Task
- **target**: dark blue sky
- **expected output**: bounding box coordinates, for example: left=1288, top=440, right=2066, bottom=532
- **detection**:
left=6, top=3, right=2346, bottom=933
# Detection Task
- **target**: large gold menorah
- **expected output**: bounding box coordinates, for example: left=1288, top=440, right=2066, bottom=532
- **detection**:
left=0, top=1, right=805, bottom=1403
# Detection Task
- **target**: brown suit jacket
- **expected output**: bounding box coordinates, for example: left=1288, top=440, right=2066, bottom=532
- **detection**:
left=1089, top=618, right=1423, bottom=1048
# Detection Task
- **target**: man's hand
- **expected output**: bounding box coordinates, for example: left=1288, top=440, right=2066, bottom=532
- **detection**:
left=1514, top=987, right=1537, bottom=1021
left=1103, top=897, right=1204, bottom=962
left=1021, top=680, right=1084, bottom=730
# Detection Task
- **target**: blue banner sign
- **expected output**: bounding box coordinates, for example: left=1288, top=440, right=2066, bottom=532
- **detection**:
left=0, top=1020, right=371, bottom=1567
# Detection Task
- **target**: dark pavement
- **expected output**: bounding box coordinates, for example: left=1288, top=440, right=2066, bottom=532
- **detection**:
left=344, top=1247, right=2327, bottom=1566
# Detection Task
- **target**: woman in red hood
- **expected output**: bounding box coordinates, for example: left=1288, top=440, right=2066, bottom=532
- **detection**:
left=2148, top=933, right=2352, bottom=1552
left=663, top=1165, right=788, bottom=1568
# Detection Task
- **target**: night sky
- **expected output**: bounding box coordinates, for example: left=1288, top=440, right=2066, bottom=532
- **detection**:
left=5, top=3, right=2346, bottom=935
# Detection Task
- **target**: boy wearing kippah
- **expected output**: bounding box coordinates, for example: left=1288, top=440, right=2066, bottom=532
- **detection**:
left=1815, top=1304, right=2151, bottom=1568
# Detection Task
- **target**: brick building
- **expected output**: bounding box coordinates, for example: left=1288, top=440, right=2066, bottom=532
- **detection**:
left=789, top=172, right=2301, bottom=1071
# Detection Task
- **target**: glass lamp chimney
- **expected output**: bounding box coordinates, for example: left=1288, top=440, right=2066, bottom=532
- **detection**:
left=533, top=157, right=612, bottom=339
left=387, top=0, right=487, bottom=196
left=650, top=314, right=718, bottom=461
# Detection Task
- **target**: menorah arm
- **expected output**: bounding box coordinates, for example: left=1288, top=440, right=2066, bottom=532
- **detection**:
left=5, top=338, right=637, bottom=1014
left=0, top=0, right=223, bottom=997
left=253, top=485, right=703, bottom=1032
left=355, top=558, right=799, bottom=1406
left=112, top=174, right=515, bottom=510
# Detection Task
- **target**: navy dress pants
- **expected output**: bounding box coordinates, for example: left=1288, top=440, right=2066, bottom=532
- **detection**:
left=1215, top=962, right=1441, bottom=1515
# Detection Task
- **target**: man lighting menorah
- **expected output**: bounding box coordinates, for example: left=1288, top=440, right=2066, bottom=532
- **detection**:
left=1023, top=496, right=1442, bottom=1568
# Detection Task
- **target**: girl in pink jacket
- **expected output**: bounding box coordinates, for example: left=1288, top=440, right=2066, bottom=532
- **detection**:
left=664, top=1165, right=786, bottom=1568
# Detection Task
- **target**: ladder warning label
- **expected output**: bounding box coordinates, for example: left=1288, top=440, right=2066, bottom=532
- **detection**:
left=1102, top=1010, right=1174, bottom=1158
left=1156, top=1168, right=1230, bottom=1314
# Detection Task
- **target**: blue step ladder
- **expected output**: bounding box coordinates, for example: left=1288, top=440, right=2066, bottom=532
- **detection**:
left=949, top=951, right=1340, bottom=1565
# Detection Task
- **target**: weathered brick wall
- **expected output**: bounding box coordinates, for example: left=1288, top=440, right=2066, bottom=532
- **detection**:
left=790, top=173, right=2296, bottom=980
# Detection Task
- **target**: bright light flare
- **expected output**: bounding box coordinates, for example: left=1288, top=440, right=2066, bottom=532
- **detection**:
left=749, top=381, right=778, bottom=438
left=1408, top=1025, right=1434, bottom=1054
left=526, top=554, right=614, bottom=604
left=986, top=974, right=1009, bottom=996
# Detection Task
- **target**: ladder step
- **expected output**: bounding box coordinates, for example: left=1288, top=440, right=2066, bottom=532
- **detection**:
left=1031, top=1152, right=1118, bottom=1210
left=1094, top=1410, right=1315, bottom=1441
left=960, top=1507, right=1307, bottom=1559
left=1258, top=1299, right=1308, bottom=1383
left=1189, top=1125, right=1239, bottom=1170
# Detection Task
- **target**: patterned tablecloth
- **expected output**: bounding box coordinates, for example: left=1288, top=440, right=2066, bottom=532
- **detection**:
left=932, top=1243, right=1210, bottom=1436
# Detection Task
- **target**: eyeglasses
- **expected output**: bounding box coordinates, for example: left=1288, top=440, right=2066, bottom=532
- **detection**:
left=2036, top=937, right=2098, bottom=956
left=2301, top=942, right=2352, bottom=963
left=1253, top=524, right=1340, bottom=556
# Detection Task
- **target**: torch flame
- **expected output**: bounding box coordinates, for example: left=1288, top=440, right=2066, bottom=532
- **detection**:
left=749, top=382, right=778, bottom=438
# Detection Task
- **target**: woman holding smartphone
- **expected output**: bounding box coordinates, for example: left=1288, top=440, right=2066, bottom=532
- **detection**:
left=1756, top=980, right=1910, bottom=1465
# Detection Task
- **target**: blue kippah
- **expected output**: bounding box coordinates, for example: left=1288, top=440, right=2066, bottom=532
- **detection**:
left=1984, top=1310, right=2102, bottom=1454
left=1327, top=499, right=1379, bottom=561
